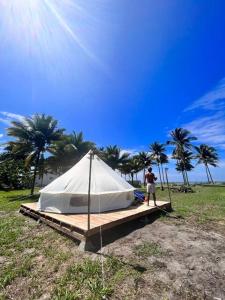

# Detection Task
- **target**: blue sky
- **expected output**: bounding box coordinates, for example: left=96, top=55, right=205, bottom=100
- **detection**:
left=0, top=0, right=225, bottom=182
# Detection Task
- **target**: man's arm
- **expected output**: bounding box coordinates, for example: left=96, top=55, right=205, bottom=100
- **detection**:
left=153, top=173, right=157, bottom=181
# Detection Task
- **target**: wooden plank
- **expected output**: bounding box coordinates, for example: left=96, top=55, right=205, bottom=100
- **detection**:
left=20, top=205, right=87, bottom=234
left=21, top=204, right=102, bottom=231
left=44, top=214, right=88, bottom=229
left=20, top=206, right=86, bottom=239
left=22, top=203, right=118, bottom=227
left=85, top=203, right=171, bottom=236
left=91, top=214, right=120, bottom=222
left=22, top=205, right=88, bottom=230
left=20, top=201, right=171, bottom=239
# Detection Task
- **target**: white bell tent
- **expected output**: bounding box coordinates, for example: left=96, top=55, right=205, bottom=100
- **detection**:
left=38, top=151, right=135, bottom=214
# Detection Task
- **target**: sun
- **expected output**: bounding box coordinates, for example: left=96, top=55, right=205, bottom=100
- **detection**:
left=0, top=0, right=102, bottom=67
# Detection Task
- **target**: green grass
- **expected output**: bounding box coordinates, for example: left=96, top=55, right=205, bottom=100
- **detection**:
left=0, top=189, right=39, bottom=212
left=0, top=186, right=224, bottom=298
left=0, top=257, right=33, bottom=289
left=134, top=242, right=163, bottom=258
left=0, top=216, right=26, bottom=249
left=0, top=189, right=75, bottom=296
left=53, top=256, right=142, bottom=300
left=140, top=185, right=225, bottom=223
left=53, top=258, right=113, bottom=299
left=0, top=189, right=146, bottom=299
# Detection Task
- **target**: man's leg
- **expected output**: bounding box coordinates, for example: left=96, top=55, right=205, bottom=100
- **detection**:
left=146, top=184, right=150, bottom=206
left=147, top=192, right=150, bottom=206
left=153, top=193, right=156, bottom=206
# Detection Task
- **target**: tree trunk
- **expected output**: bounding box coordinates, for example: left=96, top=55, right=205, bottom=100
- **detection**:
left=31, top=151, right=40, bottom=195
left=206, top=164, right=214, bottom=184
left=205, top=164, right=210, bottom=183
left=157, top=163, right=164, bottom=190
left=161, top=164, right=165, bottom=185
left=143, top=167, right=146, bottom=186
left=185, top=170, right=190, bottom=186
left=181, top=171, right=186, bottom=185
left=177, top=158, right=186, bottom=185
left=131, top=173, right=134, bottom=185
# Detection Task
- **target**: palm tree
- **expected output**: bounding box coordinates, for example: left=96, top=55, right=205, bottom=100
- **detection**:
left=48, top=132, right=95, bottom=174
left=175, top=150, right=194, bottom=185
left=102, top=145, right=130, bottom=170
left=37, top=153, right=46, bottom=187
left=4, top=140, right=34, bottom=161
left=159, top=153, right=169, bottom=186
left=118, top=162, right=131, bottom=180
left=68, top=131, right=95, bottom=161
left=168, top=128, right=197, bottom=185
left=171, top=147, right=188, bottom=185
left=136, top=152, right=152, bottom=185
left=149, top=142, right=166, bottom=190
left=7, top=114, right=64, bottom=195
left=195, top=144, right=219, bottom=184
left=47, top=137, right=75, bottom=174
left=125, top=156, right=142, bottom=185
left=168, top=128, right=197, bottom=150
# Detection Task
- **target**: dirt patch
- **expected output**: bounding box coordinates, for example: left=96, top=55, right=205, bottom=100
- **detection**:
left=101, top=218, right=225, bottom=299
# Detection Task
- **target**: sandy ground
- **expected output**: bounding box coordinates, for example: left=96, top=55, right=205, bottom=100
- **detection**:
left=98, top=215, right=225, bottom=300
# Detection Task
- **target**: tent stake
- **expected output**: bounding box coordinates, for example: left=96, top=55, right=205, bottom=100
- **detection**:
left=87, top=151, right=93, bottom=230
left=165, top=168, right=172, bottom=205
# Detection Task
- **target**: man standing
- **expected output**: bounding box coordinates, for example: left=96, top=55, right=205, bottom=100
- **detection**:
left=145, top=167, right=157, bottom=206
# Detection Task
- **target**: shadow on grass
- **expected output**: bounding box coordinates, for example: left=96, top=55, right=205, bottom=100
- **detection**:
left=96, top=252, right=147, bottom=273
left=6, top=193, right=40, bottom=202
left=156, top=205, right=184, bottom=220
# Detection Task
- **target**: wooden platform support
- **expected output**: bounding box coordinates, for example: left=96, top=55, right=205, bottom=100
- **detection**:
left=20, top=201, right=171, bottom=251
left=78, top=239, right=96, bottom=252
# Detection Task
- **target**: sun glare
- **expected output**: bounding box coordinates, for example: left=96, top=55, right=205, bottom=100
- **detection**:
left=0, top=0, right=105, bottom=70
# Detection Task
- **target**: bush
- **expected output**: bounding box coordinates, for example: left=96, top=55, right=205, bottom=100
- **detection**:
left=0, top=159, right=32, bottom=190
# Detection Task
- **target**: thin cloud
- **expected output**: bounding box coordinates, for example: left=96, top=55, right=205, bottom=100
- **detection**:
left=120, top=148, right=138, bottom=156
left=218, top=159, right=225, bottom=167
left=121, top=145, right=150, bottom=157
left=0, top=134, right=3, bottom=138
left=0, top=118, right=11, bottom=125
left=181, top=77, right=225, bottom=150
left=182, top=112, right=225, bottom=149
left=0, top=111, right=24, bottom=125
left=1, top=112, right=24, bottom=121
left=185, top=78, right=225, bottom=111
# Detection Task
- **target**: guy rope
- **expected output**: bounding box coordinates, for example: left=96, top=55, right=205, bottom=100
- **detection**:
left=87, top=150, right=105, bottom=290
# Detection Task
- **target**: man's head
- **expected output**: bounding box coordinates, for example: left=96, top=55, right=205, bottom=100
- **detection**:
left=148, top=167, right=152, bottom=173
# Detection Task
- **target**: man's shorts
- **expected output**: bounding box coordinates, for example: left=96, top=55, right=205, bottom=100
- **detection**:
left=147, top=183, right=155, bottom=194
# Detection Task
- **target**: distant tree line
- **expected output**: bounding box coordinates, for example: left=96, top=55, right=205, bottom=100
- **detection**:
left=0, top=114, right=219, bottom=194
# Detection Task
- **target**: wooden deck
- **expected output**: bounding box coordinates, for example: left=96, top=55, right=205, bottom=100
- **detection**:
left=20, top=201, right=171, bottom=242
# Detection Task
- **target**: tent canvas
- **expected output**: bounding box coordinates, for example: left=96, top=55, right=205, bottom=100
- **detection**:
left=38, top=151, right=135, bottom=213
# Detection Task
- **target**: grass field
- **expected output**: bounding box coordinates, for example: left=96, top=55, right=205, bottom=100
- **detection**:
left=141, top=185, right=225, bottom=224
left=0, top=186, right=225, bottom=299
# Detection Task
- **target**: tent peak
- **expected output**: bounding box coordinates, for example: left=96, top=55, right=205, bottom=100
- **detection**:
left=87, top=149, right=94, bottom=155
